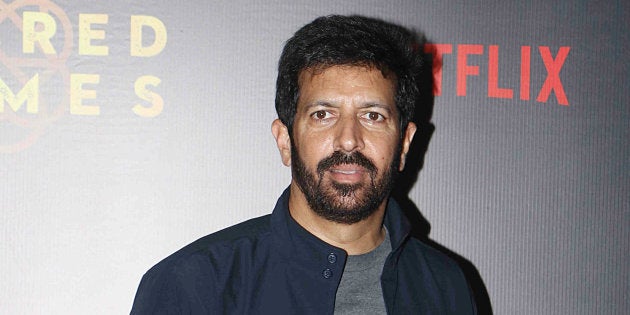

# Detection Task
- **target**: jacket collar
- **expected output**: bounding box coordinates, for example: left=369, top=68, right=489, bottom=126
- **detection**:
left=270, top=187, right=412, bottom=262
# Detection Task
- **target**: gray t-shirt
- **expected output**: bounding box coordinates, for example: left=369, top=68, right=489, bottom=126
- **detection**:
left=334, top=229, right=391, bottom=315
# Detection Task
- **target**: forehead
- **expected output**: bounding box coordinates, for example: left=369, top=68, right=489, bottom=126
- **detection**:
left=297, top=65, right=397, bottom=109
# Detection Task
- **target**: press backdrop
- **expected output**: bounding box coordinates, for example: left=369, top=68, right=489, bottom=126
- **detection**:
left=1, top=1, right=628, bottom=314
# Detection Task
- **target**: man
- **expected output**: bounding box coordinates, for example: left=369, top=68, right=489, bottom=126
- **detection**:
left=131, top=15, right=476, bottom=314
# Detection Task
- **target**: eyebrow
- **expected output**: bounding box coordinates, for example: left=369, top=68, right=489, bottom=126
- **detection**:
left=303, top=100, right=394, bottom=114
left=359, top=102, right=394, bottom=114
left=303, top=101, right=336, bottom=109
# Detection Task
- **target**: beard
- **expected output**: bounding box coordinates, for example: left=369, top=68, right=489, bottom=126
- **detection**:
left=291, top=142, right=400, bottom=224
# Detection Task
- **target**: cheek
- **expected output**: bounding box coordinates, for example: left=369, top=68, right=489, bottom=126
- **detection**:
left=363, top=151, right=390, bottom=175
left=295, top=133, right=333, bottom=165
left=366, top=136, right=399, bottom=162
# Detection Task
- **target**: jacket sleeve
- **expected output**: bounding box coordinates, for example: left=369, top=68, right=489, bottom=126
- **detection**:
left=130, top=254, right=220, bottom=315
left=130, top=265, right=186, bottom=315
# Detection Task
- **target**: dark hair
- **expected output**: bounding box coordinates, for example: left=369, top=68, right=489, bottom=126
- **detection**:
left=275, top=15, right=429, bottom=134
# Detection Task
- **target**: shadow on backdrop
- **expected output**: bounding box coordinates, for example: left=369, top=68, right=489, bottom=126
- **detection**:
left=391, top=38, right=493, bottom=315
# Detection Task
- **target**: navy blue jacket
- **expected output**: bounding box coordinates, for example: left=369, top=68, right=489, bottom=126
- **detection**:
left=131, top=189, right=476, bottom=314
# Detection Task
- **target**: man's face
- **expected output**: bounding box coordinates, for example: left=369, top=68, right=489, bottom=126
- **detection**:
left=284, top=65, right=415, bottom=224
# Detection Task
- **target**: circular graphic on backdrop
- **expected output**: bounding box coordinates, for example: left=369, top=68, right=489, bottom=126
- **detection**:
left=0, top=0, right=72, bottom=153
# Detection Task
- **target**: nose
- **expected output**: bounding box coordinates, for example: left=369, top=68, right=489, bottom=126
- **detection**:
left=333, top=116, right=364, bottom=153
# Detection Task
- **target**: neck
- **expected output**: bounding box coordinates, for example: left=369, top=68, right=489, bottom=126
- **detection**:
left=288, top=182, right=387, bottom=255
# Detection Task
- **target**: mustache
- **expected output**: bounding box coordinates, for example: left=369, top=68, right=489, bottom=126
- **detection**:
left=316, top=151, right=377, bottom=175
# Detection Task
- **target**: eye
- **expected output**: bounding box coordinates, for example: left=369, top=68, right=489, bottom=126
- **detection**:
left=311, top=110, right=332, bottom=120
left=362, top=112, right=385, bottom=122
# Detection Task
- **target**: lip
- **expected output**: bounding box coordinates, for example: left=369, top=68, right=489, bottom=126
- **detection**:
left=327, top=164, right=367, bottom=183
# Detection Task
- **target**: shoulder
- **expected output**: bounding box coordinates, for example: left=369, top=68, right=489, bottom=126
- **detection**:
left=131, top=214, right=273, bottom=313
left=398, top=237, right=477, bottom=313
left=401, top=237, right=470, bottom=287
left=405, top=238, right=461, bottom=271
left=153, top=214, right=272, bottom=270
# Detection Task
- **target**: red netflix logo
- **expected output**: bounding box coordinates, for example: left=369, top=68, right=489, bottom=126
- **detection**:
left=425, top=44, right=570, bottom=106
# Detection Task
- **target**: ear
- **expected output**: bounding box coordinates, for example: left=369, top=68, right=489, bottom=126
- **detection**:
left=398, top=122, right=417, bottom=171
left=271, top=119, right=292, bottom=166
